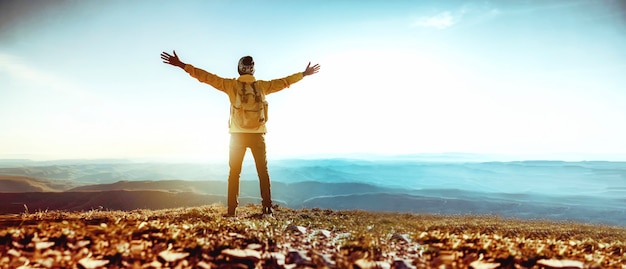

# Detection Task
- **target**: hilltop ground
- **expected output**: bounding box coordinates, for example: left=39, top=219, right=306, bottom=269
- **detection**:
left=0, top=204, right=625, bottom=269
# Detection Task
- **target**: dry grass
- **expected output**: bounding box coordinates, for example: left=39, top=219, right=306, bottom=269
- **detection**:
left=1, top=204, right=625, bottom=268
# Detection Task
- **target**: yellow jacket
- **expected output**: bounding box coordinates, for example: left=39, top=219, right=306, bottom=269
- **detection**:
left=184, top=64, right=304, bottom=133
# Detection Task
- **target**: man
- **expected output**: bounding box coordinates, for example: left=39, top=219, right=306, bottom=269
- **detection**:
left=160, top=50, right=320, bottom=216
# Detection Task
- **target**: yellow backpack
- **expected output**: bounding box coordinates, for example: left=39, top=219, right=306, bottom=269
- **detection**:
left=230, top=81, right=268, bottom=129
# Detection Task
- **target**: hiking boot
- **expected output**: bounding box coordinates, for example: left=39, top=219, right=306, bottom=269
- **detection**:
left=262, top=206, right=273, bottom=216
left=226, top=208, right=236, bottom=217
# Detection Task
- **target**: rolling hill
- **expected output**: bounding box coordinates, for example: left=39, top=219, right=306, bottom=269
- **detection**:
left=0, top=175, right=78, bottom=192
left=1, top=158, right=625, bottom=227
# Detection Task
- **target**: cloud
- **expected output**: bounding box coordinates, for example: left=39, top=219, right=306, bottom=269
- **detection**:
left=0, top=52, right=94, bottom=100
left=0, top=53, right=66, bottom=86
left=410, top=3, right=506, bottom=31
left=412, top=11, right=456, bottom=29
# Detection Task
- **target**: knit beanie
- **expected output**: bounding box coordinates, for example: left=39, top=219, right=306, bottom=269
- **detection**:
left=238, top=56, right=255, bottom=75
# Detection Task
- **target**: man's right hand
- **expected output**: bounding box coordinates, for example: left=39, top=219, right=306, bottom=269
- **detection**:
left=161, top=50, right=186, bottom=69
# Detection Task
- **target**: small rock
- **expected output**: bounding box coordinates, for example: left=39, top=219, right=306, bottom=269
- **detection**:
left=78, top=257, right=109, bottom=269
left=7, top=248, right=20, bottom=257
left=391, top=233, right=411, bottom=243
left=246, top=243, right=263, bottom=251
left=35, top=241, right=55, bottom=250
left=286, top=225, right=307, bottom=234
left=536, top=258, right=584, bottom=269
left=228, top=232, right=247, bottom=239
left=221, top=248, right=262, bottom=262
left=354, top=259, right=391, bottom=269
left=69, top=240, right=91, bottom=250
left=158, top=249, right=190, bottom=263
left=314, top=229, right=332, bottom=238
left=196, top=261, right=213, bottom=269
left=469, top=260, right=500, bottom=269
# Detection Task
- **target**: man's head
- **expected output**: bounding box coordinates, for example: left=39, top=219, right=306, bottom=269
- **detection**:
left=238, top=56, right=255, bottom=75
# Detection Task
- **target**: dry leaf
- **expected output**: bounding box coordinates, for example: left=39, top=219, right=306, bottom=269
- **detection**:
left=158, top=249, right=190, bottom=263
left=391, top=233, right=411, bottom=243
left=354, top=259, right=391, bottom=269
left=35, top=241, right=55, bottom=250
left=469, top=260, right=501, bottom=269
left=536, top=258, right=584, bottom=269
left=221, top=248, right=261, bottom=261
left=314, top=229, right=331, bottom=238
left=286, top=225, right=307, bottom=234
left=78, top=257, right=110, bottom=269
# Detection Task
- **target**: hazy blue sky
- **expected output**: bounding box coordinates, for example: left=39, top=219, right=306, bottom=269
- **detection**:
left=1, top=0, right=625, bottom=161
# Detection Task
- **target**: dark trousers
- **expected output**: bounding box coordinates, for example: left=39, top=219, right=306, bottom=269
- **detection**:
left=227, top=133, right=272, bottom=214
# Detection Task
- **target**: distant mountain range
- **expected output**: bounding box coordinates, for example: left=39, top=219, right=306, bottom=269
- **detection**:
left=1, top=158, right=625, bottom=226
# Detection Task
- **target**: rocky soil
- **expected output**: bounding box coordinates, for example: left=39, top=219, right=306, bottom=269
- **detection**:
left=0, top=204, right=624, bottom=268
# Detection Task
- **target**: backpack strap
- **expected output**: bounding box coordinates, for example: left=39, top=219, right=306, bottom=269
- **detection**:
left=250, top=82, right=262, bottom=102
left=235, top=81, right=264, bottom=103
left=233, top=81, right=244, bottom=108
left=229, top=81, right=245, bottom=128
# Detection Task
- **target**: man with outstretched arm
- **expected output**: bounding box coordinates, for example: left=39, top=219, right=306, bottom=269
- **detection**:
left=160, top=50, right=320, bottom=216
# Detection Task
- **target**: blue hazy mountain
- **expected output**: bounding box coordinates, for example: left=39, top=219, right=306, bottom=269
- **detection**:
left=1, top=156, right=625, bottom=226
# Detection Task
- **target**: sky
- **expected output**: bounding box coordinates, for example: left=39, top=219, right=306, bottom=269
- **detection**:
left=1, top=0, right=626, bottom=162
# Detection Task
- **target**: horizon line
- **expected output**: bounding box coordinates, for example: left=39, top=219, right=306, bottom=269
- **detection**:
left=1, top=152, right=626, bottom=163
